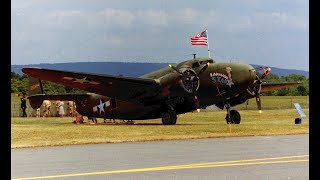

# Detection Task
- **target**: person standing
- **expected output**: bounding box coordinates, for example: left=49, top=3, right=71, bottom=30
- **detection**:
left=55, top=100, right=61, bottom=117
left=67, top=101, right=74, bottom=117
left=20, top=93, right=27, bottom=117
left=42, top=100, right=51, bottom=117
left=58, top=101, right=65, bottom=118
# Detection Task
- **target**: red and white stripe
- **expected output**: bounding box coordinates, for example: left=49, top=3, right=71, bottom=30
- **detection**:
left=190, top=37, right=208, bottom=46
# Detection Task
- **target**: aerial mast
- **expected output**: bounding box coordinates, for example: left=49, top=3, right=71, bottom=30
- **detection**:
left=205, top=29, right=211, bottom=59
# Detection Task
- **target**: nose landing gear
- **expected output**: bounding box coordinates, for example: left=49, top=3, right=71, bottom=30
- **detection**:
left=225, top=103, right=241, bottom=124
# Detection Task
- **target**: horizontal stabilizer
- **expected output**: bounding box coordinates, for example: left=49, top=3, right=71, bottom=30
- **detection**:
left=28, top=94, right=45, bottom=109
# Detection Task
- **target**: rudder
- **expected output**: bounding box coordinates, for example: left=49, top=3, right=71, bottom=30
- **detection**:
left=28, top=77, right=44, bottom=96
left=27, top=77, right=44, bottom=109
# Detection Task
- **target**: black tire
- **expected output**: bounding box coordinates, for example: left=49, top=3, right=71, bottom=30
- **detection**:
left=225, top=110, right=241, bottom=124
left=162, top=110, right=177, bottom=125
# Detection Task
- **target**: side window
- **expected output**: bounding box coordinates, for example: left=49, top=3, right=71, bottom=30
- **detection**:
left=200, top=60, right=214, bottom=64
left=200, top=60, right=207, bottom=65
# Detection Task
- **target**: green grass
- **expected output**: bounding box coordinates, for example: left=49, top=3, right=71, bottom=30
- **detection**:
left=11, top=95, right=309, bottom=148
left=11, top=108, right=309, bottom=148
left=235, top=96, right=309, bottom=110
left=11, top=93, right=309, bottom=116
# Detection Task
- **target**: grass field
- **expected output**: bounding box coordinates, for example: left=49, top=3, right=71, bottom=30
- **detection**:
left=11, top=96, right=309, bottom=148
left=11, top=93, right=309, bottom=116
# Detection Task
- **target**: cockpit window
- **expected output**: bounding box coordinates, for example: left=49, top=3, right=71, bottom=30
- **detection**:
left=200, top=59, right=214, bottom=64
left=192, top=62, right=200, bottom=68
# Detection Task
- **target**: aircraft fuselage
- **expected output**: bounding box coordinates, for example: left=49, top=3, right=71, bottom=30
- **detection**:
left=72, top=58, right=257, bottom=120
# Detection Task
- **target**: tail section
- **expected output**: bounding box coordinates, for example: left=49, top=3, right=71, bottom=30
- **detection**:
left=26, top=76, right=91, bottom=110
left=28, top=77, right=44, bottom=96
left=27, top=77, right=44, bottom=109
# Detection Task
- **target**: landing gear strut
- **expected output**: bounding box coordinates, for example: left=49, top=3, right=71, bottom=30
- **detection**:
left=161, top=110, right=177, bottom=125
left=225, top=103, right=241, bottom=124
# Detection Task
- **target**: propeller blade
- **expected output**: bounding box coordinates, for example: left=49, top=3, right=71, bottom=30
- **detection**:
left=256, top=94, right=262, bottom=113
left=194, top=95, right=200, bottom=112
left=169, top=64, right=182, bottom=75
left=169, top=63, right=202, bottom=112
left=197, top=62, right=209, bottom=76
left=255, top=84, right=262, bottom=113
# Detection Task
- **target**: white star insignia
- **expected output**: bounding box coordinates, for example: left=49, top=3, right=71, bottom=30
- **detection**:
left=73, top=77, right=90, bottom=84
left=62, top=77, right=100, bottom=85
left=97, top=99, right=105, bottom=113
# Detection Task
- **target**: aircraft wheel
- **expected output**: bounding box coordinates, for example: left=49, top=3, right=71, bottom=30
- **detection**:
left=225, top=110, right=241, bottom=124
left=162, top=110, right=177, bottom=125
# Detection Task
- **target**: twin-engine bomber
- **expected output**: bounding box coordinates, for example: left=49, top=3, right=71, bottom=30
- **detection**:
left=22, top=57, right=301, bottom=125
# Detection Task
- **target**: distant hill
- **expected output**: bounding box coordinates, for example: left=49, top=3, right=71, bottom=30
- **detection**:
left=11, top=62, right=309, bottom=78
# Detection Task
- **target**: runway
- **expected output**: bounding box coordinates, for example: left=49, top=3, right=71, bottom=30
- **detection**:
left=11, top=134, right=308, bottom=179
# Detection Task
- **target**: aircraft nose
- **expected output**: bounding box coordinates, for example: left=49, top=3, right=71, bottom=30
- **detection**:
left=205, top=62, right=256, bottom=88
left=232, top=63, right=257, bottom=86
left=247, top=64, right=257, bottom=82
left=243, top=64, right=256, bottom=84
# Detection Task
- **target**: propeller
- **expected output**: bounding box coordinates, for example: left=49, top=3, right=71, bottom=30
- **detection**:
left=252, top=66, right=271, bottom=113
left=169, top=63, right=209, bottom=112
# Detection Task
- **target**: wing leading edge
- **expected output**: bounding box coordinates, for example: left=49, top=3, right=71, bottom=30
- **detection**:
left=22, top=67, right=162, bottom=102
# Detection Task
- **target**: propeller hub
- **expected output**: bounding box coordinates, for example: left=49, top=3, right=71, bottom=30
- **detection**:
left=181, top=69, right=199, bottom=93
left=168, top=63, right=209, bottom=112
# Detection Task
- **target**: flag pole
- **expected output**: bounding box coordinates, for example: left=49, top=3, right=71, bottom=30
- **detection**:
left=206, top=29, right=211, bottom=59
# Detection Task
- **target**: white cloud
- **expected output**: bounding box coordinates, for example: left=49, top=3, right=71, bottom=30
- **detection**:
left=172, top=8, right=199, bottom=24
left=11, top=1, right=309, bottom=71
left=137, top=10, right=168, bottom=27
left=251, top=11, right=308, bottom=32
left=98, top=8, right=135, bottom=27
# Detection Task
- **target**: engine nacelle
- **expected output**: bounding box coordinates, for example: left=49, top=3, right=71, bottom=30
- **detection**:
left=179, top=68, right=199, bottom=93
left=159, top=71, right=182, bottom=87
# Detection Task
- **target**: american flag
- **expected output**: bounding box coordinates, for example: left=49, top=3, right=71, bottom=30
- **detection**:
left=190, top=30, right=208, bottom=46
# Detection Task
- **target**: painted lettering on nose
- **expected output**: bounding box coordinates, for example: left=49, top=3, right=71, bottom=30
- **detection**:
left=209, top=67, right=234, bottom=87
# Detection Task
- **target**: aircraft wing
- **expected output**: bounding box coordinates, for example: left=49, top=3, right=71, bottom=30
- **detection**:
left=260, top=82, right=302, bottom=92
left=22, top=68, right=162, bottom=102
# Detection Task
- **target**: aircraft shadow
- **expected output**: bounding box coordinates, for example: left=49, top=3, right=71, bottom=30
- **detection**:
left=75, top=122, right=211, bottom=126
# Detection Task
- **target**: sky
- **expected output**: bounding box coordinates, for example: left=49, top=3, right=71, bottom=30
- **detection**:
left=11, top=0, right=309, bottom=71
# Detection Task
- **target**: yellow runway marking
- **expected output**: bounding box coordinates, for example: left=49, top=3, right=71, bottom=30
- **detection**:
left=12, top=155, right=308, bottom=180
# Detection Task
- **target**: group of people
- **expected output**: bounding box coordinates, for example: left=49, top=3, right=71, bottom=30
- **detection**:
left=19, top=93, right=76, bottom=118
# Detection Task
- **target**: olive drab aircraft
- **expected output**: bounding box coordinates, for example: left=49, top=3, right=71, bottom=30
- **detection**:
left=22, top=57, right=301, bottom=125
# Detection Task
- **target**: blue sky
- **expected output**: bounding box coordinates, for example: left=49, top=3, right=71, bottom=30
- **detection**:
left=11, top=0, right=309, bottom=71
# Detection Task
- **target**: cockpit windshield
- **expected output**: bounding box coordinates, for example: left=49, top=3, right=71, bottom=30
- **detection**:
left=200, top=59, right=214, bottom=65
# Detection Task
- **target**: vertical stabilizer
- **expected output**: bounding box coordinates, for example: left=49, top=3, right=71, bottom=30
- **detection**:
left=28, top=77, right=44, bottom=96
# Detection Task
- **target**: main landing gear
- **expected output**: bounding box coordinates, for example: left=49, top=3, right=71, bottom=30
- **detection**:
left=161, top=110, right=177, bottom=125
left=225, top=103, right=241, bottom=124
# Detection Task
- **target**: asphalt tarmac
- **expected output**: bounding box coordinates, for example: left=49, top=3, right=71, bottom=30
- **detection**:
left=11, top=134, right=308, bottom=180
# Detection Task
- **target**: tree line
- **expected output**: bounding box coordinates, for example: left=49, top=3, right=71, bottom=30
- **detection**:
left=11, top=72, right=309, bottom=96
left=260, top=73, right=309, bottom=96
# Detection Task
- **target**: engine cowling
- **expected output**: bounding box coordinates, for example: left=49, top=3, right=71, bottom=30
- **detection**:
left=179, top=68, right=200, bottom=94
left=159, top=71, right=182, bottom=87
